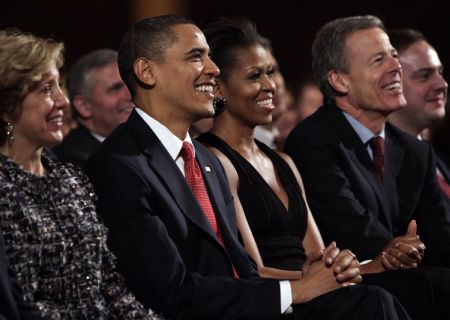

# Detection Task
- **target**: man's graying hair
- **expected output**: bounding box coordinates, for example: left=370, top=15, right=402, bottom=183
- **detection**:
left=118, top=15, right=194, bottom=97
left=312, top=15, right=385, bottom=103
left=67, top=49, right=118, bottom=119
left=67, top=49, right=118, bottom=101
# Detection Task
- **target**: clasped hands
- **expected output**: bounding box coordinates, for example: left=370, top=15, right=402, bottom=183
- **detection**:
left=380, top=220, right=425, bottom=270
left=291, top=241, right=361, bottom=304
left=361, top=220, right=425, bottom=274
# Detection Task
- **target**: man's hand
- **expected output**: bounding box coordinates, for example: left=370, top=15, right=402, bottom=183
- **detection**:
left=381, top=220, right=425, bottom=270
left=291, top=242, right=361, bottom=304
left=291, top=254, right=340, bottom=303
left=361, top=220, right=425, bottom=273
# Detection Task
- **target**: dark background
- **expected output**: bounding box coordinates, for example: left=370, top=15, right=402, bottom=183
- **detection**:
left=1, top=0, right=449, bottom=91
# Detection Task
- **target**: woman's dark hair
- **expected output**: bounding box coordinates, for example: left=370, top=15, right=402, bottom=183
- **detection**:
left=200, top=16, right=264, bottom=81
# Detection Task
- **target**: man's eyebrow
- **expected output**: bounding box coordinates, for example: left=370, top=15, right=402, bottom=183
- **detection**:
left=412, top=67, right=438, bottom=75
left=185, top=47, right=207, bottom=56
left=106, top=81, right=125, bottom=92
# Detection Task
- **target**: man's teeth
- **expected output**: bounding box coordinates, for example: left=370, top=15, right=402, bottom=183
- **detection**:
left=257, top=99, right=273, bottom=106
left=49, top=117, right=62, bottom=123
left=384, top=83, right=401, bottom=90
left=195, top=85, right=213, bottom=93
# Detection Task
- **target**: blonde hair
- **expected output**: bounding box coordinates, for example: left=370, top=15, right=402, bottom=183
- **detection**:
left=0, top=29, right=64, bottom=145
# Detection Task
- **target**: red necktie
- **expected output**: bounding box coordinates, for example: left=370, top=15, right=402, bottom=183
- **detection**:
left=180, top=141, right=238, bottom=277
left=370, top=136, right=385, bottom=180
left=181, top=141, right=219, bottom=234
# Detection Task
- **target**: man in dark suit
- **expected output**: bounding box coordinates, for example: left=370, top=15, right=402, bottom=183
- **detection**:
left=53, top=49, right=133, bottom=169
left=387, top=28, right=450, bottom=198
left=285, top=14, right=450, bottom=275
left=86, top=15, right=410, bottom=320
left=0, top=228, right=43, bottom=320
left=285, top=15, right=450, bottom=320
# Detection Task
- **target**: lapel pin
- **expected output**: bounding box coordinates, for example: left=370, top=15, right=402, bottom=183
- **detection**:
left=205, top=166, right=211, bottom=172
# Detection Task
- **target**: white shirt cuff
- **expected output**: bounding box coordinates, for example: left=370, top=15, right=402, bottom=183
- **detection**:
left=279, top=280, right=293, bottom=313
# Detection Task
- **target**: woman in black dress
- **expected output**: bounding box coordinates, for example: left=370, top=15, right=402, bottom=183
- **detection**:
left=198, top=16, right=351, bottom=281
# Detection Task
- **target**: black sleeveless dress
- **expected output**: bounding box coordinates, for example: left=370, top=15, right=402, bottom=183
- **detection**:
left=197, top=133, right=307, bottom=271
left=197, top=135, right=450, bottom=320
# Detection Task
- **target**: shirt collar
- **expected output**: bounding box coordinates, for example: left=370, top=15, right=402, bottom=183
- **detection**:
left=90, top=131, right=106, bottom=143
left=135, top=107, right=193, bottom=160
left=342, top=111, right=385, bottom=144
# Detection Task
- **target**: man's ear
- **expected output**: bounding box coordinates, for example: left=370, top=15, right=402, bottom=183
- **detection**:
left=327, top=70, right=349, bottom=95
left=134, top=58, right=156, bottom=87
left=72, top=95, right=92, bottom=119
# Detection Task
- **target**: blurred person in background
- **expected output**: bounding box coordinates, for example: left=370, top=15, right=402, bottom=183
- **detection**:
left=296, top=80, right=323, bottom=122
left=53, top=49, right=133, bottom=170
left=275, top=80, right=322, bottom=150
left=387, top=28, right=450, bottom=198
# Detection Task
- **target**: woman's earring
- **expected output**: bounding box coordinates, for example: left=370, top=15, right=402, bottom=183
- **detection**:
left=213, top=97, right=227, bottom=113
left=6, top=122, right=13, bottom=146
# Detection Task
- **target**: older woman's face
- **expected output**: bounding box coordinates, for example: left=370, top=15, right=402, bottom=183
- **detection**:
left=13, top=63, right=68, bottom=147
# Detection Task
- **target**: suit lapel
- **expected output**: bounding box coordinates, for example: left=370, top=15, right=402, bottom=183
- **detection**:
left=437, top=154, right=450, bottom=184
left=195, top=146, right=225, bottom=228
left=195, top=145, right=236, bottom=243
left=195, top=142, right=254, bottom=276
left=149, top=146, right=220, bottom=241
left=329, top=107, right=392, bottom=225
left=383, top=125, right=404, bottom=229
left=127, top=110, right=222, bottom=245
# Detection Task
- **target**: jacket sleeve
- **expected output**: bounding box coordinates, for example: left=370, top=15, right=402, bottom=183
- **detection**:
left=413, top=145, right=450, bottom=267
left=0, top=228, right=45, bottom=320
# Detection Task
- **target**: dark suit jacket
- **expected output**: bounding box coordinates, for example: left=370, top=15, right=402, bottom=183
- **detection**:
left=0, top=229, right=44, bottom=320
left=86, top=110, right=280, bottom=320
left=437, top=153, right=450, bottom=189
left=53, top=124, right=100, bottom=170
left=285, top=104, right=450, bottom=267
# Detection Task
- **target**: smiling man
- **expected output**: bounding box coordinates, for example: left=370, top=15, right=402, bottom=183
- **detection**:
left=388, top=29, right=447, bottom=137
left=53, top=49, right=133, bottom=169
left=387, top=29, right=450, bottom=197
left=286, top=14, right=450, bottom=269
left=285, top=15, right=450, bottom=319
